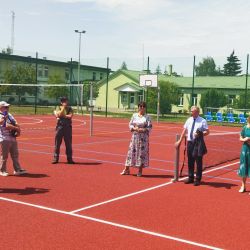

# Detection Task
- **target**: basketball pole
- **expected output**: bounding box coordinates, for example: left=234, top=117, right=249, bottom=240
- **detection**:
left=157, top=85, right=160, bottom=123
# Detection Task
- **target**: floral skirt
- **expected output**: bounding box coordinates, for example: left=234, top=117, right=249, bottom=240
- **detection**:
left=238, top=144, right=250, bottom=177
left=125, top=132, right=149, bottom=168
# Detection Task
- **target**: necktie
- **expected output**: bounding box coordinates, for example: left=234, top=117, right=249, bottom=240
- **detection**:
left=190, top=118, right=196, bottom=140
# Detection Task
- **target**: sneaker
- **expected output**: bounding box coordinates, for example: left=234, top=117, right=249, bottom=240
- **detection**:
left=0, top=171, right=9, bottom=177
left=67, top=160, right=75, bottom=164
left=52, top=159, right=59, bottom=164
left=13, top=169, right=27, bottom=176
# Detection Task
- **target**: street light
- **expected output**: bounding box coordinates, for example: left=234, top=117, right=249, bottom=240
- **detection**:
left=75, top=30, right=86, bottom=110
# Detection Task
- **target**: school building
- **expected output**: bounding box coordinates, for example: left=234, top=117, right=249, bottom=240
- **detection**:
left=0, top=53, right=109, bottom=104
left=95, top=69, right=248, bottom=113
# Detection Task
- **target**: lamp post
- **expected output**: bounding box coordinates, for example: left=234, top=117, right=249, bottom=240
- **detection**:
left=75, top=30, right=86, bottom=110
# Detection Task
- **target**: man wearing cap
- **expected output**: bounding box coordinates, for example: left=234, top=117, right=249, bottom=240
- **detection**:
left=0, top=101, right=27, bottom=176
left=52, top=97, right=74, bottom=164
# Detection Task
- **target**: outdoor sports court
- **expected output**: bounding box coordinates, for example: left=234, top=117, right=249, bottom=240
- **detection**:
left=0, top=114, right=248, bottom=250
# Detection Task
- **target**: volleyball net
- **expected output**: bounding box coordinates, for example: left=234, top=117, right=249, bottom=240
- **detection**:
left=0, top=83, right=96, bottom=114
left=174, top=131, right=242, bottom=181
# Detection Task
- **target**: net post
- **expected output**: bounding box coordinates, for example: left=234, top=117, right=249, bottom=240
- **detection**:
left=173, top=134, right=180, bottom=182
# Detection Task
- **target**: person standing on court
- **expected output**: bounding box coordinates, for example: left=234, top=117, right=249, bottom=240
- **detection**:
left=175, top=106, right=209, bottom=186
left=121, top=101, right=152, bottom=177
left=0, top=101, right=27, bottom=176
left=52, top=97, right=75, bottom=164
left=237, top=116, right=250, bottom=193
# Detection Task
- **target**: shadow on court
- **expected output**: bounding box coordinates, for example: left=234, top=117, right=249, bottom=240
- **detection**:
left=14, top=173, right=50, bottom=178
left=201, top=181, right=238, bottom=189
left=132, top=174, right=173, bottom=179
left=0, top=187, right=50, bottom=195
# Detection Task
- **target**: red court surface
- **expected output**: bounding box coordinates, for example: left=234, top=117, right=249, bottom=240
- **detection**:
left=0, top=114, right=249, bottom=250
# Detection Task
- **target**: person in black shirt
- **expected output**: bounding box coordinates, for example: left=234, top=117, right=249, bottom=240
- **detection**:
left=52, top=97, right=74, bottom=164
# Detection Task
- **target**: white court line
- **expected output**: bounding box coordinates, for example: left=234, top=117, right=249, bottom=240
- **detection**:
left=70, top=161, right=239, bottom=214
left=0, top=196, right=222, bottom=250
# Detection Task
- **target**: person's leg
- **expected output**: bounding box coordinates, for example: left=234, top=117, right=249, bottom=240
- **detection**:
left=195, top=156, right=203, bottom=182
left=120, top=166, right=130, bottom=175
left=53, top=126, right=63, bottom=163
left=186, top=142, right=195, bottom=182
left=239, top=177, right=247, bottom=192
left=63, top=126, right=73, bottom=163
left=9, top=140, right=23, bottom=172
left=0, top=141, right=10, bottom=173
left=137, top=166, right=143, bottom=177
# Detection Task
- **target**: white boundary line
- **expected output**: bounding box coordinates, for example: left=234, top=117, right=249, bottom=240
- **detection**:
left=69, top=161, right=239, bottom=213
left=0, top=196, right=222, bottom=250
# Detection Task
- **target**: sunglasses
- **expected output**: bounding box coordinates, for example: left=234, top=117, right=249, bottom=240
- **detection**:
left=139, top=105, right=146, bottom=108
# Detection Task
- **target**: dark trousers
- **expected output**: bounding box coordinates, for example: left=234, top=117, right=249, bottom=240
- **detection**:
left=54, top=125, right=73, bottom=161
left=187, top=141, right=203, bottom=181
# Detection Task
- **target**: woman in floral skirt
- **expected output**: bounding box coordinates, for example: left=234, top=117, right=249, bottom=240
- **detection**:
left=121, top=101, right=152, bottom=177
left=238, top=116, right=250, bottom=193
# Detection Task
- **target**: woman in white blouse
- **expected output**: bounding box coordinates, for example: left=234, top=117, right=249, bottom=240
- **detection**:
left=121, top=102, right=152, bottom=177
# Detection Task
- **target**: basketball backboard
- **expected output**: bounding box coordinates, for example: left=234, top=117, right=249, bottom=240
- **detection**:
left=139, top=74, right=158, bottom=88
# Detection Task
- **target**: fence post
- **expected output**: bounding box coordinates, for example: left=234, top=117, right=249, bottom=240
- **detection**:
left=173, top=134, right=180, bottom=182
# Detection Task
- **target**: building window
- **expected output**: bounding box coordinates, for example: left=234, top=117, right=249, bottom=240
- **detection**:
left=100, top=73, right=103, bottom=80
left=44, top=66, right=49, bottom=78
left=121, top=92, right=127, bottom=103
left=228, top=95, right=236, bottom=105
left=130, top=93, right=135, bottom=104
left=92, top=72, right=96, bottom=81
left=138, top=91, right=143, bottom=102
left=65, top=68, right=69, bottom=80
left=192, top=94, right=197, bottom=106
left=179, top=93, right=184, bottom=106
left=38, top=66, right=43, bottom=77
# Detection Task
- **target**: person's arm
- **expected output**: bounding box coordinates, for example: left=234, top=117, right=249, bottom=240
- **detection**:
left=240, top=127, right=249, bottom=142
left=0, top=116, right=5, bottom=125
left=175, top=128, right=187, bottom=148
left=56, top=106, right=66, bottom=118
left=65, top=107, right=73, bottom=119
left=129, top=114, right=138, bottom=132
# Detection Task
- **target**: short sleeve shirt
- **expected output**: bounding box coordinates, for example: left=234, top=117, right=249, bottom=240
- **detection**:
left=0, top=113, right=17, bottom=142
left=184, top=116, right=208, bottom=141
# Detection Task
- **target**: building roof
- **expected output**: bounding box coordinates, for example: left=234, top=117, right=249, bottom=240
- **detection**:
left=0, top=53, right=108, bottom=71
left=98, top=69, right=249, bottom=90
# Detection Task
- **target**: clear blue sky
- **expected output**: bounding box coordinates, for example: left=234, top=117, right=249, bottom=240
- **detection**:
left=1, top=0, right=250, bottom=75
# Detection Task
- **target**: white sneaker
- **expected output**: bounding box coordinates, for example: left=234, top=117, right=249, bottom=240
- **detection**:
left=13, top=169, right=27, bottom=176
left=0, top=171, right=9, bottom=177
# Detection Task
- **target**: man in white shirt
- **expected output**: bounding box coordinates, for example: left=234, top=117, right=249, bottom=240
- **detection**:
left=175, top=106, right=209, bottom=186
left=0, top=101, right=27, bottom=176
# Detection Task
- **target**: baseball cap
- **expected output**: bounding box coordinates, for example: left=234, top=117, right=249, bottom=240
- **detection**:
left=0, top=101, right=10, bottom=107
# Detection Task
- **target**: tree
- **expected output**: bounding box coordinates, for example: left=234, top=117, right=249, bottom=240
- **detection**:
left=120, top=61, right=128, bottom=70
left=200, top=89, right=227, bottom=111
left=3, top=64, right=36, bottom=104
left=1, top=46, right=12, bottom=55
left=233, top=93, right=250, bottom=109
left=46, top=75, right=69, bottom=102
left=223, top=50, right=242, bottom=76
left=155, top=65, right=162, bottom=75
left=195, top=57, right=221, bottom=76
left=147, top=80, right=180, bottom=115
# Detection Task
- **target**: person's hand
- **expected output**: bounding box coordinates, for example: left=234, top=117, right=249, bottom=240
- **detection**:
left=244, top=137, right=250, bottom=142
left=138, top=128, right=145, bottom=133
left=62, top=103, right=67, bottom=108
left=175, top=140, right=181, bottom=148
